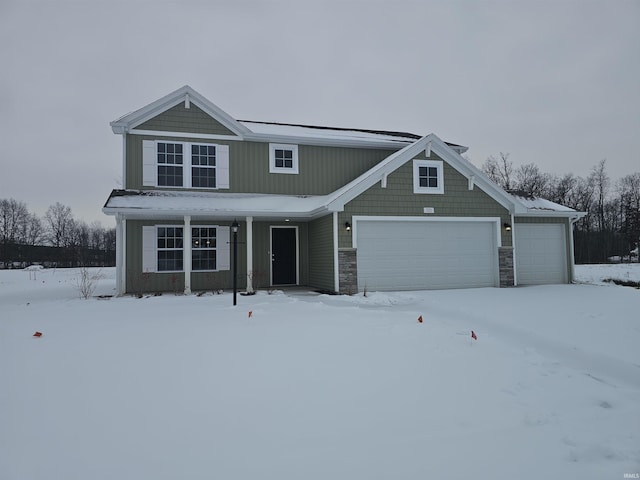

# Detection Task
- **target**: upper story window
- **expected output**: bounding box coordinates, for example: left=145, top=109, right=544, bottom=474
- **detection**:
left=157, top=142, right=184, bottom=187
left=413, top=159, right=444, bottom=194
left=269, top=143, right=299, bottom=174
left=143, top=140, right=229, bottom=189
left=191, top=145, right=216, bottom=188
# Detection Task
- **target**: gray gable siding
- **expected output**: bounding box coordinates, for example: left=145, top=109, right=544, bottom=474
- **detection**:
left=338, top=155, right=512, bottom=248
left=135, top=103, right=237, bottom=136
left=125, top=134, right=393, bottom=194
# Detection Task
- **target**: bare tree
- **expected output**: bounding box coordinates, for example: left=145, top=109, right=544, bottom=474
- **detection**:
left=44, top=202, right=75, bottom=248
left=589, top=159, right=610, bottom=232
left=21, top=213, right=44, bottom=246
left=546, top=173, right=577, bottom=206
left=0, top=198, right=29, bottom=245
left=514, top=163, right=549, bottom=197
left=0, top=198, right=29, bottom=264
left=619, top=172, right=640, bottom=261
left=481, top=152, right=513, bottom=190
left=89, top=221, right=105, bottom=251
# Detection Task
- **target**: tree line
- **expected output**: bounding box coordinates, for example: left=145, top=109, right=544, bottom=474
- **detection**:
left=481, top=154, right=640, bottom=264
left=0, top=199, right=115, bottom=268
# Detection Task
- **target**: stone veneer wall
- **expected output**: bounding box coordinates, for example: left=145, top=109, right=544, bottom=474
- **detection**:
left=499, top=247, right=514, bottom=287
left=338, top=248, right=358, bottom=294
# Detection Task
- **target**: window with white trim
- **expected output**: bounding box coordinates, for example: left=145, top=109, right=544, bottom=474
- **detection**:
left=157, top=226, right=184, bottom=271
left=157, top=142, right=184, bottom=187
left=143, top=140, right=229, bottom=189
left=192, top=227, right=217, bottom=271
left=269, top=143, right=299, bottom=174
left=413, top=159, right=444, bottom=194
left=142, top=225, right=230, bottom=273
left=191, top=145, right=216, bottom=188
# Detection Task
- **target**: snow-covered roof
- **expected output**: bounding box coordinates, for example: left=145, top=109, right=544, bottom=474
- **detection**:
left=110, top=85, right=469, bottom=152
left=509, top=193, right=586, bottom=217
left=511, top=194, right=576, bottom=212
left=103, top=190, right=332, bottom=219
left=239, top=121, right=420, bottom=145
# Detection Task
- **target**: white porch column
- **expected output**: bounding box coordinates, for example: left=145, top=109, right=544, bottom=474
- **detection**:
left=184, top=215, right=191, bottom=294
left=246, top=216, right=254, bottom=293
left=115, top=213, right=124, bottom=296
left=333, top=212, right=339, bottom=293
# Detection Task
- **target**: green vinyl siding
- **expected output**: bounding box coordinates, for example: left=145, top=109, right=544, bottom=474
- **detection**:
left=308, top=215, right=335, bottom=291
left=125, top=219, right=243, bottom=294
left=136, top=103, right=237, bottom=136
left=339, top=155, right=512, bottom=248
left=125, top=134, right=392, bottom=193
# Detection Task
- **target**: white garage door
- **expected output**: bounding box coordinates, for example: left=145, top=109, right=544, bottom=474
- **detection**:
left=356, top=219, right=499, bottom=291
left=515, top=223, right=567, bottom=285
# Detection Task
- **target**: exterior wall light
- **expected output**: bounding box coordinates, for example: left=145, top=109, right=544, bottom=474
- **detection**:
left=503, top=223, right=512, bottom=232
left=345, top=222, right=351, bottom=232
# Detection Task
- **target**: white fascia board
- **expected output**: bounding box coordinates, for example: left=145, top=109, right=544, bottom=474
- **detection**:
left=102, top=206, right=329, bottom=220
left=110, top=85, right=250, bottom=137
left=128, top=129, right=243, bottom=142
left=326, top=134, right=436, bottom=211
left=243, top=132, right=411, bottom=150
left=326, top=133, right=522, bottom=214
left=515, top=211, right=588, bottom=218
left=427, top=136, right=522, bottom=214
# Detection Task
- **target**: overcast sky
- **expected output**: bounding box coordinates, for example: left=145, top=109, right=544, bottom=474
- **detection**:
left=1, top=0, right=638, bottom=226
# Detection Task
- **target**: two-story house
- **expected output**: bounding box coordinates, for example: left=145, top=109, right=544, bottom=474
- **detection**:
left=103, top=86, right=585, bottom=296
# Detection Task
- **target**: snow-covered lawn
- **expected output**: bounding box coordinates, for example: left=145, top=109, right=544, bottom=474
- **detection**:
left=1, top=265, right=639, bottom=480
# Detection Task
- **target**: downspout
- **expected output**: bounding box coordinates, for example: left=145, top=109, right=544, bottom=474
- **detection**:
left=511, top=212, right=517, bottom=286
left=122, top=133, right=127, bottom=189
left=115, top=213, right=126, bottom=296
left=569, top=216, right=579, bottom=283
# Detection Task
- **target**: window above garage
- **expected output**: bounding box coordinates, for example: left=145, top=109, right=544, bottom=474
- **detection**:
left=413, top=159, right=444, bottom=194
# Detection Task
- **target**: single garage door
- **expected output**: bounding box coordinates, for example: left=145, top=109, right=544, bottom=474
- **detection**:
left=356, top=219, right=499, bottom=291
left=515, top=223, right=567, bottom=285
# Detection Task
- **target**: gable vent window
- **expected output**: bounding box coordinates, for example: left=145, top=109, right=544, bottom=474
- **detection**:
left=157, top=143, right=184, bottom=187
left=191, top=145, right=216, bottom=188
left=413, top=159, right=444, bottom=194
left=269, top=143, right=299, bottom=174
left=419, top=166, right=439, bottom=188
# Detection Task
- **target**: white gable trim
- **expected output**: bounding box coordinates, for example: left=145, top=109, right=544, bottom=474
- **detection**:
left=326, top=134, right=523, bottom=214
left=111, top=85, right=251, bottom=137
left=129, top=129, right=243, bottom=142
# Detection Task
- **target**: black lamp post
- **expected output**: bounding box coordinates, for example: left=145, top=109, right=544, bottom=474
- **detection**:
left=231, top=220, right=239, bottom=306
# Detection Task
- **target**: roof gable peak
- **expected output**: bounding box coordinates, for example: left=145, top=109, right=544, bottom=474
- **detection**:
left=110, top=85, right=250, bottom=137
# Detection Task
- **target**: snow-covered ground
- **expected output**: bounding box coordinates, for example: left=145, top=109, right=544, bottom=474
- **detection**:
left=1, top=265, right=639, bottom=480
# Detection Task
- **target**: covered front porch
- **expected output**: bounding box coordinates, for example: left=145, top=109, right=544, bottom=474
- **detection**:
left=113, top=213, right=340, bottom=296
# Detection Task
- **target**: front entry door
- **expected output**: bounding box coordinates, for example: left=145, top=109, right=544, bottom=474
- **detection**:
left=271, top=227, right=297, bottom=285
